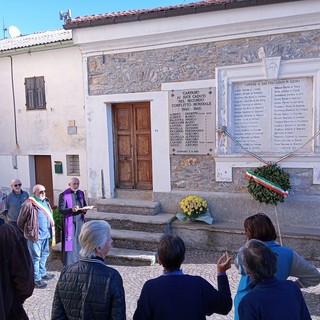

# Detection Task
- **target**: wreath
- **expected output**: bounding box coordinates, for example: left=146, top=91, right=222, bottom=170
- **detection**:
left=246, top=164, right=291, bottom=205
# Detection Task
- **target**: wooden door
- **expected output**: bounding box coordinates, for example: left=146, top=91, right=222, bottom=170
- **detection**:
left=34, top=155, right=54, bottom=205
left=113, top=102, right=152, bottom=190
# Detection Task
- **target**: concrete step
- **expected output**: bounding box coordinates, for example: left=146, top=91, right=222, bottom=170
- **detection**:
left=115, top=189, right=153, bottom=201
left=51, top=242, right=157, bottom=266
left=85, top=211, right=175, bottom=233
left=95, top=198, right=161, bottom=215
left=106, top=247, right=157, bottom=266
left=111, top=229, right=163, bottom=251
left=171, top=220, right=320, bottom=261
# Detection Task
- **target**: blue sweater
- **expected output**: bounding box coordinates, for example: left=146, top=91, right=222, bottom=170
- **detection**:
left=238, top=278, right=311, bottom=320
left=133, top=273, right=232, bottom=320
left=234, top=241, right=293, bottom=320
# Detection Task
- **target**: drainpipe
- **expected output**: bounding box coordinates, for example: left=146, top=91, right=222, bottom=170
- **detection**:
left=9, top=56, right=19, bottom=146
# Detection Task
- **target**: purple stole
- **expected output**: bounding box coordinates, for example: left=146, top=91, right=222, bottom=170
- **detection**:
left=63, top=188, right=85, bottom=251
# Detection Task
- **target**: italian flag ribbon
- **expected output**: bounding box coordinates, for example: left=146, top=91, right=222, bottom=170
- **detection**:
left=28, top=196, right=56, bottom=246
left=245, top=170, right=289, bottom=198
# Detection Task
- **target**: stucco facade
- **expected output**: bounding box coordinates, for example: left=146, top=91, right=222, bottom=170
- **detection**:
left=0, top=30, right=87, bottom=204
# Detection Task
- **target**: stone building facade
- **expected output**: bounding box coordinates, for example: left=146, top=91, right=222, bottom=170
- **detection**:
left=65, top=0, right=320, bottom=232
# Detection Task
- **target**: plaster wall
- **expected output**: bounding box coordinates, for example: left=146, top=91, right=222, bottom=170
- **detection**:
left=0, top=45, right=87, bottom=201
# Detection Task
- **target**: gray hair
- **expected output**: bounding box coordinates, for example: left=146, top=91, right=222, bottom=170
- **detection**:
left=239, top=239, right=277, bottom=281
left=33, top=184, right=44, bottom=193
left=79, top=220, right=111, bottom=258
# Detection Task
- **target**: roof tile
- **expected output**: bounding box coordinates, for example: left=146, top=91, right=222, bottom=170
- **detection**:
left=0, top=29, right=72, bottom=52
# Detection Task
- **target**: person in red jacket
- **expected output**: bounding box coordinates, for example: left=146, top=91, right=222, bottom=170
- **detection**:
left=0, top=220, right=34, bottom=319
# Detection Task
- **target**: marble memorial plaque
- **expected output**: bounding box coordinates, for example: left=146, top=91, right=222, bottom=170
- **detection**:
left=169, top=88, right=215, bottom=154
left=232, top=78, right=312, bottom=153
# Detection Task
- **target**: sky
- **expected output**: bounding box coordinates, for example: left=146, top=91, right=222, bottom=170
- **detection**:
left=0, top=0, right=192, bottom=37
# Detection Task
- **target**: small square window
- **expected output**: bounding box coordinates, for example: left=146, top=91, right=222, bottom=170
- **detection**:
left=66, top=155, right=80, bottom=176
left=25, top=76, right=46, bottom=110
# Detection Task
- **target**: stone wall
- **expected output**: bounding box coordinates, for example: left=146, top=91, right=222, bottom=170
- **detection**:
left=170, top=154, right=320, bottom=196
left=88, top=30, right=320, bottom=95
left=87, top=28, right=320, bottom=230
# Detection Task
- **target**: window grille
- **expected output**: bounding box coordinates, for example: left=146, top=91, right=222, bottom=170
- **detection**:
left=66, top=155, right=80, bottom=175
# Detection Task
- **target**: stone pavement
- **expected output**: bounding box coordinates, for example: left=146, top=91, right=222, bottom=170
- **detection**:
left=25, top=250, right=320, bottom=320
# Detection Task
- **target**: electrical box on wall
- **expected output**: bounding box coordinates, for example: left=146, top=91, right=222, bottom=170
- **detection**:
left=54, top=161, right=63, bottom=174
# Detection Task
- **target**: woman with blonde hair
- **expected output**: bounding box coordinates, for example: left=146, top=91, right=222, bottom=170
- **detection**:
left=51, top=220, right=126, bottom=320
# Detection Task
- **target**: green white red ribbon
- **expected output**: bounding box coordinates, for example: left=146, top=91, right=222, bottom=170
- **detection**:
left=245, top=170, right=289, bottom=197
left=28, top=196, right=56, bottom=246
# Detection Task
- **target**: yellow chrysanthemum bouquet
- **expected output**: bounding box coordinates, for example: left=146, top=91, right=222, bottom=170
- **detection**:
left=176, top=195, right=213, bottom=224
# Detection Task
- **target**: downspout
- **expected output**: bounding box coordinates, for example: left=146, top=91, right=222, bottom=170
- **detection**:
left=9, top=55, right=19, bottom=146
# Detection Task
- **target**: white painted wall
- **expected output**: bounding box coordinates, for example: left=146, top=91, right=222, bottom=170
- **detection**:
left=84, top=91, right=171, bottom=199
left=72, top=1, right=320, bottom=54
left=0, top=44, right=87, bottom=201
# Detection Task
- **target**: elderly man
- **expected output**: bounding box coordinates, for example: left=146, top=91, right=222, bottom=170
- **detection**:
left=3, top=179, right=29, bottom=228
left=59, top=177, right=88, bottom=266
left=17, top=184, right=55, bottom=289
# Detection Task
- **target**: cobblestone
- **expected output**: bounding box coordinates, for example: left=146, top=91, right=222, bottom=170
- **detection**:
left=25, top=250, right=320, bottom=320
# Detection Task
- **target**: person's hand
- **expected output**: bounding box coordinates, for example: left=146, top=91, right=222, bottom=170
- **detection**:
left=72, top=205, right=79, bottom=212
left=217, top=252, right=232, bottom=273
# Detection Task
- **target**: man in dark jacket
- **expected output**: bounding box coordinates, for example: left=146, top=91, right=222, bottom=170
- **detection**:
left=0, top=220, right=34, bottom=319
left=58, top=177, right=88, bottom=267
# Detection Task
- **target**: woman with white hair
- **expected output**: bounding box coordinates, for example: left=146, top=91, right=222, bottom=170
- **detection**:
left=51, top=220, right=126, bottom=320
left=238, top=239, right=311, bottom=320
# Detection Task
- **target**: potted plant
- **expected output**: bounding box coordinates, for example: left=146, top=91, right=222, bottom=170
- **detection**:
left=53, top=206, right=63, bottom=244
left=176, top=195, right=213, bottom=224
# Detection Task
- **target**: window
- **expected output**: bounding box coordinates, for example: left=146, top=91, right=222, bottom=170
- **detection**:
left=25, top=76, right=46, bottom=110
left=66, top=155, right=80, bottom=175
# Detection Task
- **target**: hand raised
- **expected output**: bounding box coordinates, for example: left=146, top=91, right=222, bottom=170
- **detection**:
left=217, top=252, right=232, bottom=273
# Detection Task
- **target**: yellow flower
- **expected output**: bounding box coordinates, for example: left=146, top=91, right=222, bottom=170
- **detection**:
left=179, top=195, right=207, bottom=219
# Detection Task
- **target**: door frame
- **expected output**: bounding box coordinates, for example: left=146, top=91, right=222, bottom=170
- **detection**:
left=112, top=102, right=153, bottom=190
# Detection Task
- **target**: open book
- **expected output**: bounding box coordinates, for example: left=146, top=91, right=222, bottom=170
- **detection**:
left=79, top=205, right=95, bottom=211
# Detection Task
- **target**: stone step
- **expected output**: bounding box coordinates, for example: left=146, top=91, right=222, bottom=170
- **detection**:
left=95, top=198, right=161, bottom=215
left=111, top=229, right=163, bottom=251
left=171, top=220, right=320, bottom=261
left=51, top=242, right=157, bottom=266
left=115, top=189, right=153, bottom=201
left=85, top=211, right=176, bottom=233
left=105, top=247, right=157, bottom=266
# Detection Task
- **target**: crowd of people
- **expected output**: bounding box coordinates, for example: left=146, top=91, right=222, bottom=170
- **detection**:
left=0, top=178, right=319, bottom=320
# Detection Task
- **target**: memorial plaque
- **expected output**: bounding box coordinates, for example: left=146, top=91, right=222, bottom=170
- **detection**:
left=232, top=78, right=312, bottom=153
left=169, top=88, right=215, bottom=154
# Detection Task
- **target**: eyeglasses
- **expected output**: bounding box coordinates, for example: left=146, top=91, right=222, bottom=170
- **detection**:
left=39, top=190, right=46, bottom=194
left=14, top=184, right=22, bottom=187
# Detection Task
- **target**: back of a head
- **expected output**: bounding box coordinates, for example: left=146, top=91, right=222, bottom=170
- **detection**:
left=240, top=239, right=277, bottom=281
left=79, top=220, right=111, bottom=258
left=157, top=235, right=185, bottom=272
left=244, top=213, right=277, bottom=241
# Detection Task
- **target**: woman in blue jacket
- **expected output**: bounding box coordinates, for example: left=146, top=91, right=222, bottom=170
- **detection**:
left=234, top=212, right=320, bottom=320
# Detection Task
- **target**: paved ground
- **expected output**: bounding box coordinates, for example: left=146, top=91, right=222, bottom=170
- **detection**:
left=25, top=250, right=320, bottom=320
